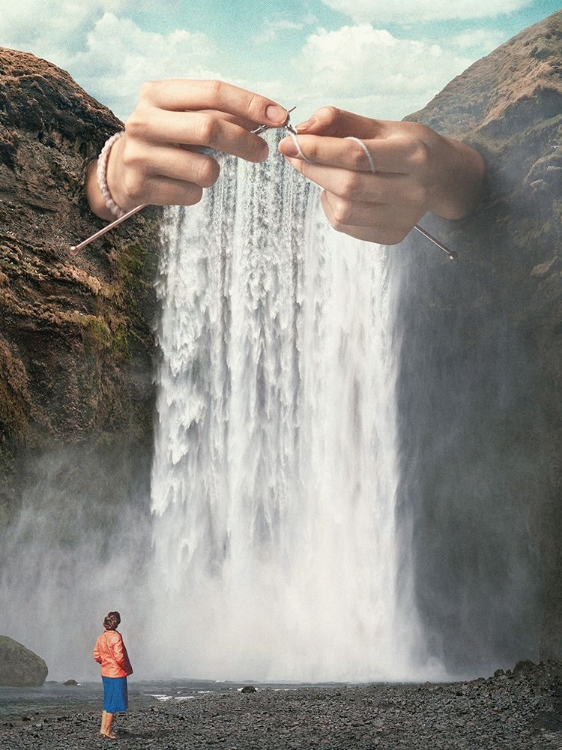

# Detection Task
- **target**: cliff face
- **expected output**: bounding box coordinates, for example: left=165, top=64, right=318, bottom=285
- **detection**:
left=1, top=12, right=561, bottom=678
left=396, top=11, right=562, bottom=673
left=0, top=48, right=160, bottom=516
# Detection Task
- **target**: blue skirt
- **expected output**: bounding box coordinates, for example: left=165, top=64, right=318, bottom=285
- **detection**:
left=102, top=676, right=128, bottom=713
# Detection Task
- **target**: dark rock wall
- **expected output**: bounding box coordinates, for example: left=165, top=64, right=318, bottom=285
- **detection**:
left=1, top=9, right=561, bottom=678
left=0, top=51, right=159, bottom=671
left=0, top=48, right=160, bottom=522
left=394, top=10, right=562, bottom=674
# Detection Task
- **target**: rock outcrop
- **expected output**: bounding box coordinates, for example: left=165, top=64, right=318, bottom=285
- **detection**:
left=0, top=48, right=160, bottom=517
left=395, top=10, right=562, bottom=673
left=0, top=10, right=561, bottom=680
left=0, top=635, right=48, bottom=686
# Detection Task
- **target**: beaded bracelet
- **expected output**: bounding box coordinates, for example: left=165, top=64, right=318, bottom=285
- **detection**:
left=97, top=131, right=126, bottom=218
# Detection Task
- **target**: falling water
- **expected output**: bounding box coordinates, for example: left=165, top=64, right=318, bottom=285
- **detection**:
left=147, top=139, right=437, bottom=683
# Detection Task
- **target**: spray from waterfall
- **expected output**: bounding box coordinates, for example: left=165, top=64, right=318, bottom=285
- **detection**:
left=147, top=136, right=439, bottom=682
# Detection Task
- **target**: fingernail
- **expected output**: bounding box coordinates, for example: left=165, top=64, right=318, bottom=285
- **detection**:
left=296, top=118, right=316, bottom=133
left=266, top=104, right=286, bottom=124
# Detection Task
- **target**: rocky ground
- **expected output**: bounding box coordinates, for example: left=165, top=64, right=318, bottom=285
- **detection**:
left=0, top=661, right=561, bottom=749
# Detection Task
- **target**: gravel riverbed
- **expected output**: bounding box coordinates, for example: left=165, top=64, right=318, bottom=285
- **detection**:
left=1, top=660, right=561, bottom=749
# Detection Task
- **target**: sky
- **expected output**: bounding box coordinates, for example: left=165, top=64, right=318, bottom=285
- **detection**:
left=0, top=0, right=560, bottom=122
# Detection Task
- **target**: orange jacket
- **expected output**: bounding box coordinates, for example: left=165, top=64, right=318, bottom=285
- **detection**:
left=93, top=629, right=133, bottom=678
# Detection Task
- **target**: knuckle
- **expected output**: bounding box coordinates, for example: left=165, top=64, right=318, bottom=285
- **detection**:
left=118, top=149, right=150, bottom=199
left=138, top=80, right=159, bottom=104
left=409, top=121, right=432, bottom=140
left=247, top=139, right=269, bottom=163
left=118, top=141, right=142, bottom=171
left=338, top=171, right=362, bottom=200
left=138, top=81, right=153, bottom=101
left=120, top=170, right=145, bottom=203
left=190, top=112, right=218, bottom=146
left=348, top=142, right=369, bottom=171
left=330, top=198, right=354, bottom=225
left=203, top=79, right=224, bottom=102
left=124, top=112, right=148, bottom=140
left=194, top=113, right=221, bottom=146
left=195, top=158, right=220, bottom=188
left=317, top=105, right=340, bottom=125
left=329, top=215, right=346, bottom=232
left=409, top=140, right=430, bottom=169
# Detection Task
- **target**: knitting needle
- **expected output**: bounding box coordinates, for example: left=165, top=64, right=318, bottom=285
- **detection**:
left=413, top=224, right=457, bottom=260
left=69, top=203, right=147, bottom=255
left=69, top=106, right=458, bottom=261
left=70, top=109, right=299, bottom=255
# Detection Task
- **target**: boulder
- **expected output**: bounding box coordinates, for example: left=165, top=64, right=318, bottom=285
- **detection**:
left=0, top=635, right=48, bottom=686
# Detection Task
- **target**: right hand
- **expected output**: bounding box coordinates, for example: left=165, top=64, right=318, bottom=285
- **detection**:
left=87, top=80, right=288, bottom=220
left=278, top=106, right=486, bottom=245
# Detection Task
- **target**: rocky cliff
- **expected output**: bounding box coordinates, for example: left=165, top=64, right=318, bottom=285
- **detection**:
left=0, top=10, right=561, bottom=679
left=395, top=10, right=562, bottom=672
left=0, top=48, right=160, bottom=521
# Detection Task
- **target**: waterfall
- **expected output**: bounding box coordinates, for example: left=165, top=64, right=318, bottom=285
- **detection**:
left=147, top=138, right=438, bottom=683
left=0, top=150, right=543, bottom=684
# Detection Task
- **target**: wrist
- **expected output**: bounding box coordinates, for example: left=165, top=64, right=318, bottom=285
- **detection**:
left=85, top=132, right=128, bottom=221
left=97, top=132, right=126, bottom=218
left=85, top=160, right=115, bottom=221
left=430, top=138, right=487, bottom=221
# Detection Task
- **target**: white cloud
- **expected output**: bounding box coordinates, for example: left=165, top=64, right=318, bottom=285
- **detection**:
left=0, top=1, right=507, bottom=125
left=70, top=13, right=219, bottom=117
left=0, top=4, right=223, bottom=119
left=288, top=24, right=474, bottom=120
left=320, top=0, right=532, bottom=24
left=254, top=19, right=305, bottom=44
left=0, top=0, right=129, bottom=64
left=453, top=28, right=505, bottom=52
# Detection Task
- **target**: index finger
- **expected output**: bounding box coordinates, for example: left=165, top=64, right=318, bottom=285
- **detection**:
left=140, top=79, right=288, bottom=129
left=278, top=133, right=413, bottom=175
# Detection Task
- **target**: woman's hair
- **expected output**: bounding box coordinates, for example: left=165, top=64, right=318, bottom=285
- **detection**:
left=103, top=611, right=121, bottom=630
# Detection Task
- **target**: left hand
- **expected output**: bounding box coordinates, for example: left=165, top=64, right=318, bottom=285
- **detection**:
left=87, top=80, right=288, bottom=220
left=278, top=106, right=486, bottom=245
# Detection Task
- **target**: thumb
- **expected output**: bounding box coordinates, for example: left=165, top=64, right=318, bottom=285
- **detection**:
left=296, top=106, right=382, bottom=139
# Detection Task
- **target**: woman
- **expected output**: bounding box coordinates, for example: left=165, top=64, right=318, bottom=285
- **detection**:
left=85, top=79, right=486, bottom=246
left=93, top=611, right=133, bottom=740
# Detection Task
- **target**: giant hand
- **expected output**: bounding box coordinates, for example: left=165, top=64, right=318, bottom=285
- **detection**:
left=278, top=107, right=486, bottom=245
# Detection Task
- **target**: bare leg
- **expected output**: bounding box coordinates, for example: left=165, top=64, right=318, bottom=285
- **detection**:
left=105, top=712, right=116, bottom=739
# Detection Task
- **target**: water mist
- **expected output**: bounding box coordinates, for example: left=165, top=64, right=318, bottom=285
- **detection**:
left=146, top=139, right=437, bottom=683
left=0, top=138, right=540, bottom=686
